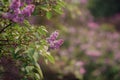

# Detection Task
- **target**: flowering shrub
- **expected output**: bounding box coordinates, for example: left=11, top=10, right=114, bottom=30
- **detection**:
left=0, top=0, right=64, bottom=80
left=47, top=31, right=64, bottom=50
left=3, top=0, right=35, bottom=23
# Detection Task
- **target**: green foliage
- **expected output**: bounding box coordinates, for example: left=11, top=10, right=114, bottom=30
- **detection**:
left=0, top=0, right=64, bottom=80
left=33, top=0, right=65, bottom=19
left=0, top=21, right=53, bottom=79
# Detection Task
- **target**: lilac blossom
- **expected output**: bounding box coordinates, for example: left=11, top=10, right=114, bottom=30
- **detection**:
left=51, top=39, right=64, bottom=49
left=3, top=0, right=35, bottom=23
left=21, top=4, right=35, bottom=17
left=47, top=31, right=64, bottom=50
left=12, top=16, right=24, bottom=23
left=48, top=31, right=59, bottom=42
left=14, top=8, right=21, bottom=14
left=10, top=0, right=21, bottom=9
left=2, top=13, right=15, bottom=19
left=25, top=0, right=33, bottom=4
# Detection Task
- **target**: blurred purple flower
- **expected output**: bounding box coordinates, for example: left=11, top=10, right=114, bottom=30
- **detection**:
left=80, top=67, right=86, bottom=75
left=96, top=42, right=102, bottom=48
left=88, top=22, right=99, bottom=29
left=2, top=12, right=15, bottom=19
left=86, top=50, right=101, bottom=57
left=75, top=61, right=85, bottom=67
left=81, top=44, right=90, bottom=50
left=22, top=4, right=35, bottom=17
left=114, top=52, right=120, bottom=60
left=47, top=31, right=64, bottom=50
left=112, top=32, right=119, bottom=40
left=14, top=8, right=21, bottom=14
left=13, top=16, right=24, bottom=23
left=50, top=39, right=64, bottom=49
left=80, top=0, right=88, bottom=4
left=25, top=0, right=33, bottom=4
left=10, top=0, right=22, bottom=9
left=104, top=58, right=111, bottom=64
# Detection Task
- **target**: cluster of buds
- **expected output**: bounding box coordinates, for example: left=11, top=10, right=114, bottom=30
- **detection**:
left=3, top=0, right=35, bottom=23
left=47, top=31, right=64, bottom=50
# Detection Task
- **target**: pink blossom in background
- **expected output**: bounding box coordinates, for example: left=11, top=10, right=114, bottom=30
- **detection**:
left=112, top=42, right=119, bottom=50
left=86, top=50, right=101, bottom=57
left=112, top=32, right=119, bottom=40
left=104, top=58, right=111, bottom=64
left=68, top=46, right=74, bottom=53
left=89, top=30, right=95, bottom=36
left=96, top=42, right=102, bottom=48
left=59, top=50, right=68, bottom=56
left=69, top=27, right=77, bottom=34
left=87, top=22, right=99, bottom=29
left=114, top=52, right=120, bottom=60
left=81, top=44, right=90, bottom=50
left=80, top=0, right=88, bottom=4
left=80, top=67, right=86, bottom=74
left=75, top=61, right=85, bottom=67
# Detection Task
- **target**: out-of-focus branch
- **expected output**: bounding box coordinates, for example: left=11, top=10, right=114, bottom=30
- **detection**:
left=0, top=23, right=12, bottom=34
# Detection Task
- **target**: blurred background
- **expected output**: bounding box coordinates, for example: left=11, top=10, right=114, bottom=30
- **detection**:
left=37, top=0, right=120, bottom=80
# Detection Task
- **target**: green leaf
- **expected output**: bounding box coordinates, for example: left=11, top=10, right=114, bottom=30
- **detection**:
left=46, top=12, right=52, bottom=19
left=45, top=52, right=55, bottom=64
left=33, top=51, right=39, bottom=62
left=40, top=6, right=50, bottom=12
left=34, top=63, right=43, bottom=79
left=41, top=50, right=55, bottom=64
left=15, top=47, right=21, bottom=54
left=34, top=73, right=41, bottom=80
left=57, top=0, right=65, bottom=7
left=53, top=8, right=63, bottom=14
left=38, top=26, right=48, bottom=35
left=26, top=48, right=35, bottom=61
left=25, top=66, right=34, bottom=73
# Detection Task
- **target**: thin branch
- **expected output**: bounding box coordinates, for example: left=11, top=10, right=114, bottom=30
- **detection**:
left=0, top=23, right=12, bottom=34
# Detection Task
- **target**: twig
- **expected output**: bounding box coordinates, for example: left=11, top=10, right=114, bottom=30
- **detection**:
left=0, top=23, right=12, bottom=34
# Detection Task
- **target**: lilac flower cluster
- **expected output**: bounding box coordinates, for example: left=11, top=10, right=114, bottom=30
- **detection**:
left=47, top=31, right=64, bottom=50
left=3, top=0, right=35, bottom=23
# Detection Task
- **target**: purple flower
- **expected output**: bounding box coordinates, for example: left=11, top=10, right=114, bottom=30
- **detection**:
left=22, top=4, right=35, bottom=17
left=13, top=16, right=24, bottom=23
left=3, top=11, right=24, bottom=23
left=14, top=8, right=21, bottom=15
left=47, top=31, right=64, bottom=50
left=10, top=0, right=21, bottom=9
left=2, top=12, right=17, bottom=20
left=47, top=31, right=59, bottom=43
left=50, top=39, right=64, bottom=49
left=25, top=0, right=33, bottom=4
left=3, top=0, right=35, bottom=23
